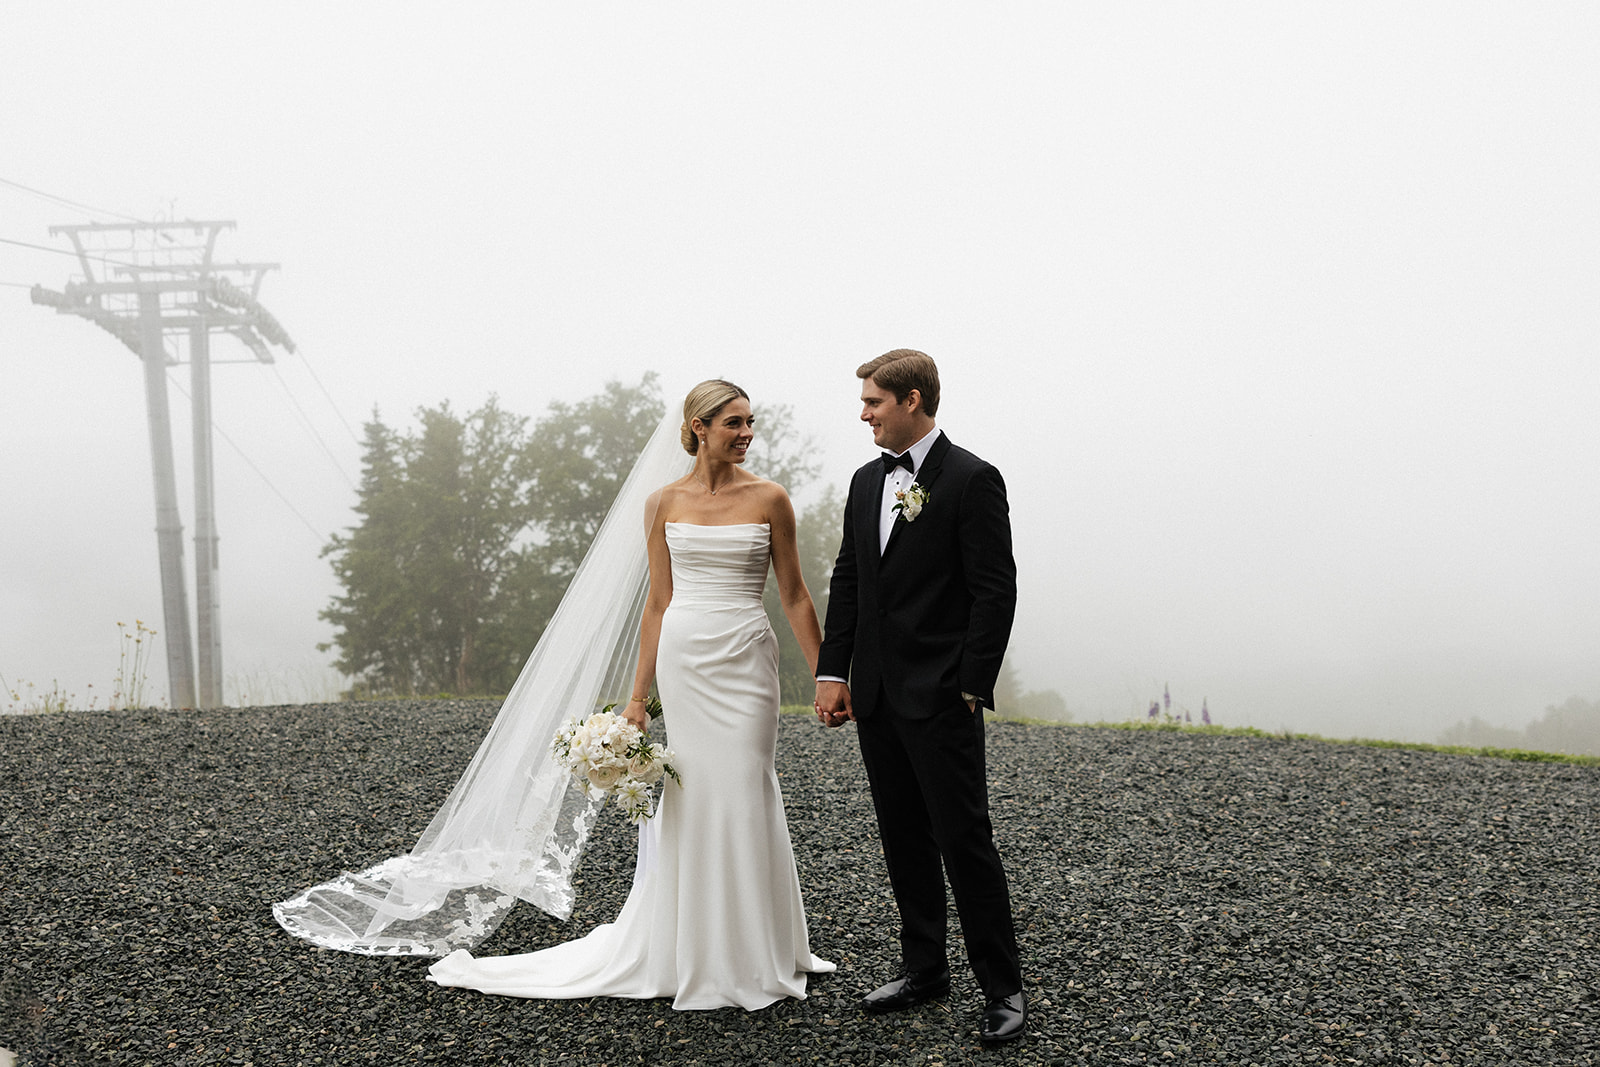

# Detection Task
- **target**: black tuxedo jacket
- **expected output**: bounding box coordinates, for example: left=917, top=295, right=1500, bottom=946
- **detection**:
left=817, top=433, right=1017, bottom=719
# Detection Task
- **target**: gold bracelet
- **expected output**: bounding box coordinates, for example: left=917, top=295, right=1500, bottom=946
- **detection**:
left=629, top=696, right=648, bottom=703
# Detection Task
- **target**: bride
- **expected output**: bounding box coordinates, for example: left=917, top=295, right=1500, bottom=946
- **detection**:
left=275, top=380, right=834, bottom=1011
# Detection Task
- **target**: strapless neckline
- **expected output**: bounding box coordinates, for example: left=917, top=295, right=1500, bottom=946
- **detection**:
left=665, top=521, right=771, bottom=529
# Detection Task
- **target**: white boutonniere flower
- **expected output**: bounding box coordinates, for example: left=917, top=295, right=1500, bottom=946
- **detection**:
left=893, top=482, right=930, bottom=522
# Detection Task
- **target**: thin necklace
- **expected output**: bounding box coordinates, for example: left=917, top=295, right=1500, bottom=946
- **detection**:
left=694, top=470, right=720, bottom=495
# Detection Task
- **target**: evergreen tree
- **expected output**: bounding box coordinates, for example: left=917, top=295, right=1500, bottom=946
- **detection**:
left=320, top=398, right=536, bottom=695
left=318, top=415, right=427, bottom=693
left=520, top=374, right=668, bottom=588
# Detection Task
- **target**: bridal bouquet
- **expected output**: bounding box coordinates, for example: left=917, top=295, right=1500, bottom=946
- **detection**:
left=550, top=703, right=681, bottom=823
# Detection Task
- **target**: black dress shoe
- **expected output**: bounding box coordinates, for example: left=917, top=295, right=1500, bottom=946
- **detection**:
left=859, top=966, right=951, bottom=1013
left=979, top=992, right=1026, bottom=1044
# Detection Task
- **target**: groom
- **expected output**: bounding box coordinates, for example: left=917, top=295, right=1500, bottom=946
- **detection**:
left=814, top=349, right=1024, bottom=1045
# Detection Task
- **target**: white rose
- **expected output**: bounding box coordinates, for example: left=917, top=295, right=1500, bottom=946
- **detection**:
left=629, top=754, right=664, bottom=785
left=586, top=760, right=626, bottom=791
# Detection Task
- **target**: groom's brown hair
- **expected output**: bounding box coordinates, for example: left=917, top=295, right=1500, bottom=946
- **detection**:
left=857, top=349, right=940, bottom=417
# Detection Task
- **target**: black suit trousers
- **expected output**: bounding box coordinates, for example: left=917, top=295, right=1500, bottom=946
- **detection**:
left=856, top=689, right=1022, bottom=1000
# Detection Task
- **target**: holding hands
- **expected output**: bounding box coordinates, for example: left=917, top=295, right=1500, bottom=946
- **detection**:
left=813, top=679, right=854, bottom=728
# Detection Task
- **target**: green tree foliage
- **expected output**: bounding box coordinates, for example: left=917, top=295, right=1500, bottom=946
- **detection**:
left=743, top=403, right=822, bottom=504
left=992, top=661, right=1072, bottom=721
left=320, top=374, right=840, bottom=701
left=320, top=397, right=549, bottom=695
left=1439, top=696, right=1600, bottom=757
left=487, top=376, right=671, bottom=683
left=521, top=377, right=672, bottom=585
left=321, top=378, right=665, bottom=696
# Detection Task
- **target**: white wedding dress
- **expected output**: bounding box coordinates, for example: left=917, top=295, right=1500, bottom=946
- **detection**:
left=428, top=522, right=835, bottom=1010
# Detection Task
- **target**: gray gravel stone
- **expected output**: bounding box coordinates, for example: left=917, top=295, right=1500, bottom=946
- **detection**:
left=2, top=702, right=1597, bottom=1065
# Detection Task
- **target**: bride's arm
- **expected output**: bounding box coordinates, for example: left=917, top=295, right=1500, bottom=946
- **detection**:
left=626, top=489, right=673, bottom=731
left=767, top=485, right=822, bottom=675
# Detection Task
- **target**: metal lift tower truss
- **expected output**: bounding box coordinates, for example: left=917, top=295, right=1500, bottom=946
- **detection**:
left=32, top=220, right=296, bottom=708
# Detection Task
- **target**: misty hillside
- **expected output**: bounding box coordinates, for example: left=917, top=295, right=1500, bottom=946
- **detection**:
left=1438, top=695, right=1600, bottom=759
left=3, top=702, right=1596, bottom=1065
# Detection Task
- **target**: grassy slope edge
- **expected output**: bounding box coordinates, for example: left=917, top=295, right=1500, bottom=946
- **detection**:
left=777, top=704, right=1600, bottom=768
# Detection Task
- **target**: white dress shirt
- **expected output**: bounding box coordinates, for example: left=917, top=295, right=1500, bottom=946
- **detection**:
left=878, top=426, right=942, bottom=554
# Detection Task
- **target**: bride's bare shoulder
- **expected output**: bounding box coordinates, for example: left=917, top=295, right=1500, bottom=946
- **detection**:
left=750, top=474, right=793, bottom=501
left=750, top=477, right=797, bottom=522
left=645, top=478, right=693, bottom=520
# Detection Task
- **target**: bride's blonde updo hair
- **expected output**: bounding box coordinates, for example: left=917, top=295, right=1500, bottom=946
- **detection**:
left=680, top=379, right=750, bottom=455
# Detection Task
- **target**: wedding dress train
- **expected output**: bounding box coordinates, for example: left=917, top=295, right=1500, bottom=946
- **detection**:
left=428, top=522, right=834, bottom=1010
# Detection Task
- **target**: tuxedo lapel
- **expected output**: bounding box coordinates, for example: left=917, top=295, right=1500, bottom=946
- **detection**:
left=861, top=461, right=888, bottom=575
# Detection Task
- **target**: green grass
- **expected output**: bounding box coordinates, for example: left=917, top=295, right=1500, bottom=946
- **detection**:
left=1068, top=716, right=1600, bottom=767
left=776, top=703, right=1600, bottom=768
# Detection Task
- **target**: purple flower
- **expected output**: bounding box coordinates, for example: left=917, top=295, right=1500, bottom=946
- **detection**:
left=1163, top=684, right=1171, bottom=711
left=1148, top=701, right=1159, bottom=719
left=1202, top=699, right=1211, bottom=725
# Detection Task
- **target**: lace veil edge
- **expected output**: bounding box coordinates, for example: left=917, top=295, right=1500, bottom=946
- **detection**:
left=274, top=406, right=692, bottom=956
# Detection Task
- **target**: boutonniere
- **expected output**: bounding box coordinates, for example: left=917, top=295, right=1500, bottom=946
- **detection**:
left=893, top=482, right=929, bottom=522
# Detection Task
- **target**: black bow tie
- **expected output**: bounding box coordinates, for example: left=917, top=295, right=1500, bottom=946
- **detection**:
left=880, top=452, right=914, bottom=475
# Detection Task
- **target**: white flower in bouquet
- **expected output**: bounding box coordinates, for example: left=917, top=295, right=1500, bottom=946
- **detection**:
left=615, top=778, right=655, bottom=822
left=586, top=759, right=627, bottom=791
left=550, top=704, right=681, bottom=821
left=628, top=750, right=663, bottom=785
left=577, top=736, right=606, bottom=767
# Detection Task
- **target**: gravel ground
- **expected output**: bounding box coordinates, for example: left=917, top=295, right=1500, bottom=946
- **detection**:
left=2, top=701, right=1597, bottom=1066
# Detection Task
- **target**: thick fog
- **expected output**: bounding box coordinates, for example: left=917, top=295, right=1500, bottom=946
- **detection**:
left=3, top=5, right=1596, bottom=742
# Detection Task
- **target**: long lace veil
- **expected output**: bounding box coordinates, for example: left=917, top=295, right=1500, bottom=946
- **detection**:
left=274, top=408, right=692, bottom=955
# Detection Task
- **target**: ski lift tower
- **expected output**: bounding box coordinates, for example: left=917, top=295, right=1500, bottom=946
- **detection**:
left=31, top=221, right=295, bottom=708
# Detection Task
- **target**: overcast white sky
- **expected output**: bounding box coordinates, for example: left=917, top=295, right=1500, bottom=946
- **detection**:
left=3, top=4, right=1596, bottom=740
